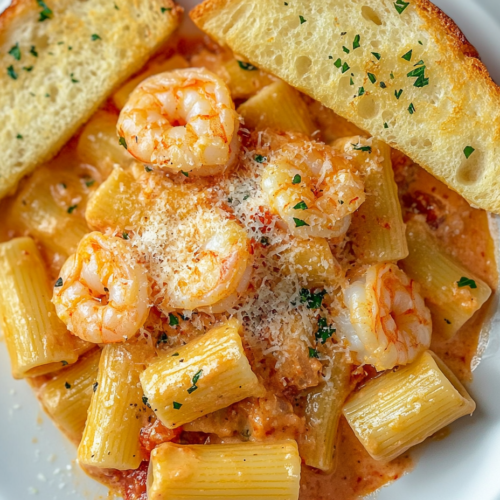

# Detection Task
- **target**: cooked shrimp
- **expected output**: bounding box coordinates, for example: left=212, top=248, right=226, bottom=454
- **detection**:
left=343, top=263, right=432, bottom=371
left=166, top=218, right=251, bottom=311
left=261, top=133, right=365, bottom=239
left=52, top=232, right=149, bottom=343
left=117, top=67, right=240, bottom=175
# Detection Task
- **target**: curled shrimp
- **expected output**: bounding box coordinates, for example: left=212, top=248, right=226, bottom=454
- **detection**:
left=52, top=232, right=149, bottom=343
left=165, top=218, right=251, bottom=311
left=116, top=67, right=240, bottom=175
left=343, top=263, right=432, bottom=371
left=261, top=133, right=365, bottom=239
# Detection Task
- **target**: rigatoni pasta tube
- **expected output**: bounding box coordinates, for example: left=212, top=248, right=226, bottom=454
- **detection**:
left=78, top=344, right=147, bottom=470
left=401, top=219, right=491, bottom=339
left=300, top=352, right=352, bottom=471
left=147, top=441, right=301, bottom=500
left=237, top=80, right=315, bottom=135
left=335, top=138, right=408, bottom=263
left=140, top=318, right=264, bottom=429
left=38, top=349, right=101, bottom=443
left=0, top=237, right=81, bottom=378
left=343, top=351, right=476, bottom=462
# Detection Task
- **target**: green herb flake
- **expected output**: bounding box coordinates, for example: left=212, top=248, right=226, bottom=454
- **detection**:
left=353, top=34, right=361, bottom=50
left=414, top=60, right=425, bottom=66
left=350, top=77, right=354, bottom=86
left=339, top=200, right=344, bottom=205
left=394, top=0, right=410, bottom=15
left=8, top=43, right=21, bottom=61
left=23, top=66, right=33, bottom=72
left=444, top=318, right=451, bottom=325
left=161, top=7, right=172, bottom=12
left=61, top=360, right=68, bottom=366
left=300, top=288, right=327, bottom=309
left=91, top=34, right=101, bottom=41
left=157, top=332, right=168, bottom=346
left=358, top=87, right=365, bottom=97
left=390, top=71, right=395, bottom=79
left=67, top=205, right=77, bottom=214
left=464, top=146, right=475, bottom=159
left=30, top=46, right=38, bottom=57
left=119, top=136, right=127, bottom=149
left=173, top=401, right=182, bottom=409
left=172, top=352, right=179, bottom=357
left=284, top=1, right=288, bottom=4
left=55, top=277, right=63, bottom=287
left=60, top=183, right=67, bottom=189
left=328, top=55, right=333, bottom=60
left=169, top=313, right=179, bottom=327
left=299, top=15, right=307, bottom=24
left=352, top=143, right=372, bottom=153
left=292, top=174, right=301, bottom=184
left=7, top=65, right=17, bottom=80
left=187, top=385, right=198, bottom=394
left=315, top=317, right=336, bottom=344
left=407, top=66, right=425, bottom=77
left=122, top=232, right=129, bottom=240
left=85, top=178, right=95, bottom=187
left=93, top=382, right=98, bottom=392
left=254, top=154, right=267, bottom=163
left=341, top=62, right=350, bottom=73
left=368, top=72, right=377, bottom=84
left=192, top=369, right=203, bottom=385
left=395, top=89, right=403, bottom=99
left=384, top=122, right=389, bottom=129
left=308, top=347, right=319, bottom=358
left=260, top=236, right=270, bottom=246
left=16, top=134, right=23, bottom=139
left=114, top=3, right=119, bottom=9
left=37, top=0, right=53, bottom=22
left=408, top=103, right=416, bottom=114
left=342, top=46, right=350, bottom=54
left=457, top=277, right=477, bottom=289
left=414, top=76, right=429, bottom=88
left=402, top=50, right=413, bottom=61
left=238, top=61, right=257, bottom=71
left=70, top=72, right=79, bottom=83
left=334, top=58, right=342, bottom=68
left=293, top=217, right=309, bottom=228
left=64, top=382, right=71, bottom=389
left=181, top=171, right=189, bottom=177
left=419, top=40, right=423, bottom=45
left=372, top=52, right=381, bottom=60
left=293, top=201, right=308, bottom=210
left=380, top=81, right=387, bottom=89
left=145, top=165, right=153, bottom=172
left=142, top=396, right=151, bottom=408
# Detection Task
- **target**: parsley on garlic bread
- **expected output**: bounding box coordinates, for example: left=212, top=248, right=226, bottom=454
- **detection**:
left=0, top=0, right=181, bottom=199
left=191, top=0, right=500, bottom=214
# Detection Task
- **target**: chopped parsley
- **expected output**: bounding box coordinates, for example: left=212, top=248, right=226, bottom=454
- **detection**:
left=181, top=171, right=189, bottom=177
left=341, top=62, right=350, bottom=73
left=91, top=34, right=101, bottom=41
left=8, top=43, right=21, bottom=61
left=23, top=66, right=33, bottom=72
left=260, top=236, right=270, bottom=246
left=293, top=201, right=308, bottom=210
left=300, top=288, right=327, bottom=309
left=395, top=89, right=403, bottom=99
left=7, top=65, right=17, bottom=80
left=16, top=134, right=23, bottom=139
left=114, top=3, right=120, bottom=9
left=358, top=87, right=365, bottom=96
left=70, top=72, right=79, bottom=83
left=37, top=0, right=53, bottom=22
left=414, top=60, right=425, bottom=66
left=119, top=137, right=127, bottom=149
left=168, top=313, right=179, bottom=326
left=60, top=183, right=67, bottom=189
left=334, top=58, right=342, bottom=68
left=419, top=40, right=423, bottom=45
left=343, top=46, right=350, bottom=54
left=93, top=382, right=98, bottom=392
left=394, top=0, right=410, bottom=14
left=407, top=65, right=429, bottom=87
left=142, top=396, right=151, bottom=408
left=173, top=401, right=182, bottom=409
left=353, top=34, right=361, bottom=50
left=352, top=143, right=372, bottom=153
left=390, top=71, right=395, bottom=79
left=372, top=52, right=381, bottom=60
left=122, top=232, right=129, bottom=240
left=380, top=81, right=387, bottom=88
left=292, top=174, right=301, bottom=184
left=85, top=178, right=95, bottom=187
left=61, top=360, right=68, bottom=366
left=30, top=46, right=38, bottom=57
left=64, top=382, right=71, bottom=389
left=192, top=369, right=203, bottom=385
left=67, top=204, right=78, bottom=214
left=350, top=77, right=354, bottom=85
left=402, top=50, right=413, bottom=61
left=293, top=217, right=309, bottom=228
left=457, top=277, right=477, bottom=289
left=157, top=332, right=168, bottom=345
left=55, top=277, right=63, bottom=287
left=161, top=7, right=172, bottom=12
left=187, top=385, right=198, bottom=394
left=464, top=146, right=475, bottom=159
left=144, top=165, right=153, bottom=172
left=444, top=319, right=452, bottom=325
left=308, top=347, right=319, bottom=358
left=299, top=15, right=307, bottom=24
left=384, top=122, right=389, bottom=129
left=254, top=154, right=267, bottom=163
left=172, top=352, right=179, bottom=357
left=315, top=317, right=336, bottom=344
left=368, top=72, right=377, bottom=84
left=408, top=103, right=416, bottom=114
left=238, top=61, right=257, bottom=71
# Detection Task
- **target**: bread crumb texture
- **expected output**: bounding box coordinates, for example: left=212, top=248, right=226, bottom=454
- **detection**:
left=191, top=0, right=500, bottom=214
left=0, top=0, right=181, bottom=198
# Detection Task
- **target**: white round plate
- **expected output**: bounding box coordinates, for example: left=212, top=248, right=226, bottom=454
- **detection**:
left=0, top=1, right=499, bottom=499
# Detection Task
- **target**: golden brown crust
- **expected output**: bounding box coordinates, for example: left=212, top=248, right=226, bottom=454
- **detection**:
left=190, top=0, right=231, bottom=26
